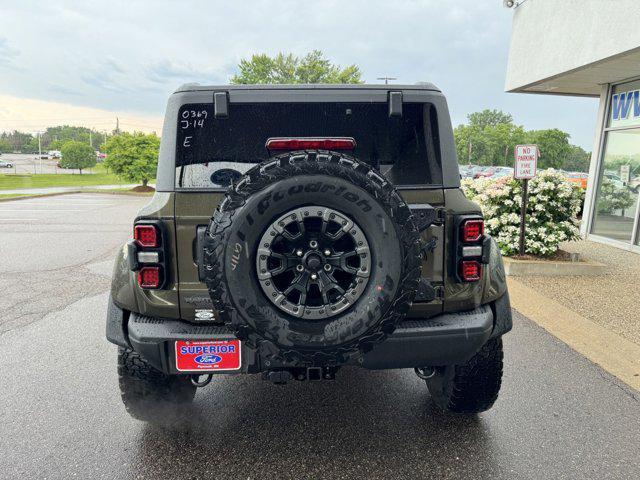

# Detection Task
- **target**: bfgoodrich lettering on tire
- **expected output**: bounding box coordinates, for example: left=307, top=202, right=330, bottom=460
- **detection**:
left=203, top=151, right=421, bottom=366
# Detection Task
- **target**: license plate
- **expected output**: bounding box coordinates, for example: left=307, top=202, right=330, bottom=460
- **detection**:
left=175, top=339, right=241, bottom=372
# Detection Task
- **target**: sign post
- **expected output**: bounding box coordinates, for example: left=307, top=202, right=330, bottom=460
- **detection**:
left=514, top=145, right=538, bottom=256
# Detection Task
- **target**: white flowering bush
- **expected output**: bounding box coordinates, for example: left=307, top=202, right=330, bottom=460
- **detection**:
left=461, top=170, right=584, bottom=257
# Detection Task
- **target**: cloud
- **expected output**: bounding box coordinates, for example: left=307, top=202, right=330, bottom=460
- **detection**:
left=145, top=59, right=228, bottom=85
left=0, top=37, right=19, bottom=69
left=0, top=1, right=599, bottom=147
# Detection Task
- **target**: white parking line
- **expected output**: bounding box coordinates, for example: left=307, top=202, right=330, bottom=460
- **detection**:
left=0, top=209, right=85, bottom=212
left=0, top=218, right=38, bottom=221
left=7, top=202, right=115, bottom=206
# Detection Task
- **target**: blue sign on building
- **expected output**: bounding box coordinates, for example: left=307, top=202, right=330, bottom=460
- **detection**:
left=612, top=89, right=640, bottom=121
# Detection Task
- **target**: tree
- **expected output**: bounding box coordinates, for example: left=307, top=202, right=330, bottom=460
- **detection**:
left=44, top=126, right=106, bottom=151
left=563, top=145, right=591, bottom=172
left=104, top=132, right=160, bottom=186
left=0, top=138, right=12, bottom=153
left=454, top=110, right=524, bottom=166
left=467, top=110, right=514, bottom=130
left=231, top=50, right=363, bottom=84
left=525, top=129, right=572, bottom=169
left=60, top=141, right=96, bottom=174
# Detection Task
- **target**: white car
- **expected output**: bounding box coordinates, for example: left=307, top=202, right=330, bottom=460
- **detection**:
left=0, top=159, right=13, bottom=168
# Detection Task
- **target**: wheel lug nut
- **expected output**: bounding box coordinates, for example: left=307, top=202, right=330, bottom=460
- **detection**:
left=310, top=273, right=318, bottom=280
left=324, top=249, right=331, bottom=256
left=296, top=264, right=304, bottom=272
left=296, top=249, right=303, bottom=257
left=324, top=264, right=331, bottom=272
left=309, top=240, right=318, bottom=249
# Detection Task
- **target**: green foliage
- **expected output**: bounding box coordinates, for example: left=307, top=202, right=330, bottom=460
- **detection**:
left=605, top=155, right=640, bottom=177
left=564, top=145, right=591, bottom=173
left=0, top=130, right=38, bottom=153
left=525, top=129, right=572, bottom=169
left=462, top=170, right=584, bottom=256
left=467, top=110, right=513, bottom=130
left=454, top=109, right=525, bottom=166
left=231, top=50, right=363, bottom=84
left=0, top=137, right=12, bottom=153
left=104, top=132, right=160, bottom=186
left=0, top=126, right=107, bottom=153
left=60, top=141, right=97, bottom=173
left=455, top=111, right=587, bottom=171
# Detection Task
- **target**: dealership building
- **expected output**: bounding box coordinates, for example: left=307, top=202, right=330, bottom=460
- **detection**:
left=505, top=0, right=640, bottom=253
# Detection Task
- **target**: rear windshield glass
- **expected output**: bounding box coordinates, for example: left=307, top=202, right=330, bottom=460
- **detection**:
left=175, top=102, right=442, bottom=189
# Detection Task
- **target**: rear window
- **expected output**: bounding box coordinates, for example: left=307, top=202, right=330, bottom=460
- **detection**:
left=175, top=102, right=442, bottom=189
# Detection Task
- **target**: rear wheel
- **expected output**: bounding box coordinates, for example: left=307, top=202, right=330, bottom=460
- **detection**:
left=425, top=338, right=504, bottom=414
left=117, top=348, right=196, bottom=422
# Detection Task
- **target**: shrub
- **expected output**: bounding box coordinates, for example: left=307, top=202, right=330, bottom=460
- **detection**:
left=104, top=132, right=160, bottom=186
left=60, top=141, right=96, bottom=173
left=461, top=170, right=584, bottom=256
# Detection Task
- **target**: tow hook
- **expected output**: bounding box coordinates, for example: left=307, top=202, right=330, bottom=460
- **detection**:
left=414, top=367, right=436, bottom=380
left=190, top=374, right=213, bottom=387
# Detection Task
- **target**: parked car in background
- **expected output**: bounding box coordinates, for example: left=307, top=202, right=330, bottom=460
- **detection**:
left=48, top=150, right=62, bottom=159
left=491, top=167, right=514, bottom=178
left=474, top=166, right=498, bottom=179
left=458, top=164, right=478, bottom=179
left=0, top=159, right=13, bottom=168
left=564, top=172, right=589, bottom=189
left=603, top=171, right=625, bottom=188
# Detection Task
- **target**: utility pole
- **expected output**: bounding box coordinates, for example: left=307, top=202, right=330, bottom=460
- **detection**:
left=377, top=76, right=397, bottom=85
left=89, top=130, right=92, bottom=149
left=38, top=132, right=42, bottom=174
left=116, top=117, right=120, bottom=134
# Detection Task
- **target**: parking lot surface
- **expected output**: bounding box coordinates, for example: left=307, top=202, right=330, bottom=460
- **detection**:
left=1, top=193, right=639, bottom=479
left=0, top=153, right=90, bottom=175
left=0, top=193, right=148, bottom=333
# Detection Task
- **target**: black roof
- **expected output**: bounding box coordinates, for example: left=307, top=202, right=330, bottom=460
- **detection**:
left=175, top=83, right=440, bottom=93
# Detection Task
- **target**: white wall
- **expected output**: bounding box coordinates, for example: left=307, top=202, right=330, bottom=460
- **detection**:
left=505, top=0, right=640, bottom=92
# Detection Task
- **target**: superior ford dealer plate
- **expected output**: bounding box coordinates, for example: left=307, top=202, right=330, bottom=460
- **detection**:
left=175, top=339, right=241, bottom=372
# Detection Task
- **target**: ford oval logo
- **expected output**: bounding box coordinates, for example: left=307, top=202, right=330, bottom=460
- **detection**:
left=195, top=354, right=222, bottom=365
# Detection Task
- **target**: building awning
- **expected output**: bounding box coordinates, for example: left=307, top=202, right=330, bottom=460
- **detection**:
left=508, top=47, right=640, bottom=97
left=505, top=0, right=640, bottom=97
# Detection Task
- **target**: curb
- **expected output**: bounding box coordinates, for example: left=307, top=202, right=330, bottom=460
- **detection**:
left=507, top=277, right=640, bottom=391
left=0, top=190, right=153, bottom=202
left=504, top=257, right=607, bottom=276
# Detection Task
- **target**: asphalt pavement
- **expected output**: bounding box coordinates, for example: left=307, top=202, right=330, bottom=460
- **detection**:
left=0, top=153, right=87, bottom=175
left=0, top=193, right=639, bottom=480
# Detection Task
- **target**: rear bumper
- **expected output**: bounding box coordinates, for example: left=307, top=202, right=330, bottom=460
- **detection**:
left=107, top=295, right=508, bottom=374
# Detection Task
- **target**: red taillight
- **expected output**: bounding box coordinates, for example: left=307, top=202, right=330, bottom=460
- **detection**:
left=134, top=225, right=159, bottom=247
left=462, top=219, right=484, bottom=243
left=265, top=137, right=356, bottom=151
left=138, top=266, right=162, bottom=289
left=461, top=261, right=482, bottom=282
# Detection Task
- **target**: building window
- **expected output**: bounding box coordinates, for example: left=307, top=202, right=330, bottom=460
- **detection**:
left=590, top=80, right=640, bottom=244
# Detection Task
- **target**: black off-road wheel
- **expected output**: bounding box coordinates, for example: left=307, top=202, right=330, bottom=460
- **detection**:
left=203, top=151, right=421, bottom=366
left=118, top=348, right=197, bottom=422
left=425, top=338, right=504, bottom=414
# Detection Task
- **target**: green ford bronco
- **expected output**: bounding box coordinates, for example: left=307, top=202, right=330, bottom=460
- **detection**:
left=106, top=84, right=512, bottom=421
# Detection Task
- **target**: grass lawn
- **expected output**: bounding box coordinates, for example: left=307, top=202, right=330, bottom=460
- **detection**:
left=0, top=193, right=31, bottom=200
left=0, top=165, right=153, bottom=190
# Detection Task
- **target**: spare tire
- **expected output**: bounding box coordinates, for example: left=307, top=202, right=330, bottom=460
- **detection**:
left=203, top=151, right=421, bottom=366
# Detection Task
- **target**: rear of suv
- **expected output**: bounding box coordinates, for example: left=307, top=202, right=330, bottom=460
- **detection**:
left=106, top=84, right=511, bottom=422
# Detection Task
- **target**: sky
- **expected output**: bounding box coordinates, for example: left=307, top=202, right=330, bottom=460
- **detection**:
left=0, top=0, right=599, bottom=148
